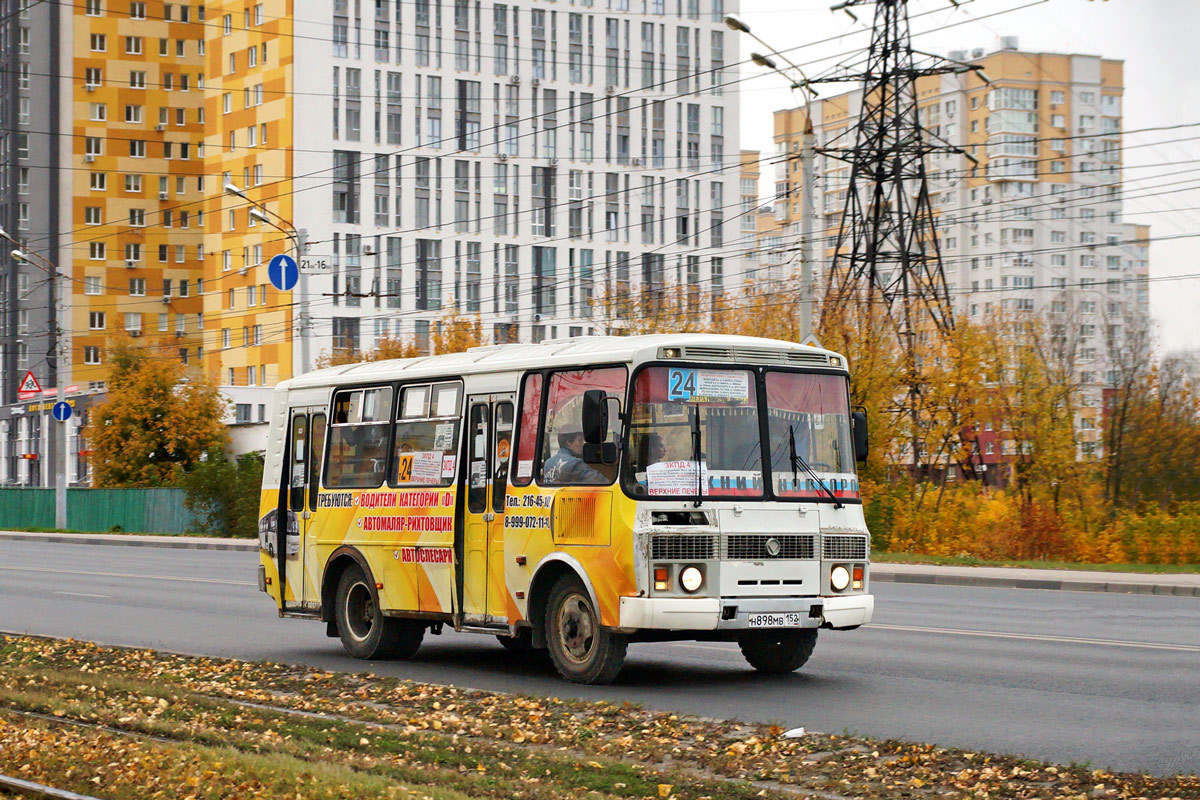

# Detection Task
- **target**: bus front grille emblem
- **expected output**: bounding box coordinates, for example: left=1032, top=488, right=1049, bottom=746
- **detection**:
left=765, top=538, right=782, bottom=558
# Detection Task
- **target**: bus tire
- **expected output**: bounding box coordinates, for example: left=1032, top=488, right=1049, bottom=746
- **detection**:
left=738, top=628, right=817, bottom=673
left=335, top=565, right=424, bottom=660
left=544, top=575, right=626, bottom=684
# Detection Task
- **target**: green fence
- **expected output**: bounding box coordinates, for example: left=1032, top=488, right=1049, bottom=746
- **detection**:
left=0, top=488, right=198, bottom=534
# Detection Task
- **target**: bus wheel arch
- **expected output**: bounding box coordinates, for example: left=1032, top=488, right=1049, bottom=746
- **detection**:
left=527, top=555, right=599, bottom=649
left=322, top=547, right=374, bottom=635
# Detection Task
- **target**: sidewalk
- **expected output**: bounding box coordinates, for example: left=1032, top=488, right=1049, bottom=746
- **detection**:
left=870, top=562, right=1200, bottom=597
left=2, top=530, right=1197, bottom=596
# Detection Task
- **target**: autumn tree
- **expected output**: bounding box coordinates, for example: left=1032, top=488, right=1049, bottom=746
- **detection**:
left=84, top=341, right=228, bottom=487
left=315, top=313, right=485, bottom=368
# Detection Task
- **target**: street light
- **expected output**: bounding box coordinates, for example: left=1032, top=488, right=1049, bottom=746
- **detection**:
left=726, top=14, right=821, bottom=342
left=226, top=184, right=311, bottom=374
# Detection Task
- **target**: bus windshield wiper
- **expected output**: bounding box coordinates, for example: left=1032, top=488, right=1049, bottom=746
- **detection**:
left=690, top=407, right=704, bottom=507
left=789, top=424, right=842, bottom=509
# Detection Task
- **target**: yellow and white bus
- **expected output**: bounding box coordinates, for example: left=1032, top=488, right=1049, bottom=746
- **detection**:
left=257, top=334, right=874, bottom=684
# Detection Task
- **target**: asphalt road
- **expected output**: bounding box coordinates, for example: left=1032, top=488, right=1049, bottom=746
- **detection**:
left=0, top=540, right=1197, bottom=776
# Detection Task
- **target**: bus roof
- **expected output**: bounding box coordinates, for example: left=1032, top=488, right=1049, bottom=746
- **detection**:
left=284, top=333, right=848, bottom=391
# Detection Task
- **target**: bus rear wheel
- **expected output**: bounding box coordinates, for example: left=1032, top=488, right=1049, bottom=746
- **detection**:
left=544, top=576, right=626, bottom=684
left=738, top=628, right=817, bottom=673
left=335, top=565, right=424, bottom=660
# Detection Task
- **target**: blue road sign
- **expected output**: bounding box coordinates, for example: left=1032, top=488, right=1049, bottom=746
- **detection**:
left=52, top=401, right=72, bottom=422
left=267, top=253, right=299, bottom=292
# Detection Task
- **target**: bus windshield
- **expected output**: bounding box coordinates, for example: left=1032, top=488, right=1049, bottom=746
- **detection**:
left=764, top=370, right=859, bottom=500
left=625, top=366, right=763, bottom=498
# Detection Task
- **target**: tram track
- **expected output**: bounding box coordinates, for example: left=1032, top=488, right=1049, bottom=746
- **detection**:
left=0, top=773, right=103, bottom=800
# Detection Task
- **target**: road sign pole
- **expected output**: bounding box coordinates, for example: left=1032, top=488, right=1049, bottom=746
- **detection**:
left=55, top=382, right=66, bottom=530
left=297, top=229, right=311, bottom=375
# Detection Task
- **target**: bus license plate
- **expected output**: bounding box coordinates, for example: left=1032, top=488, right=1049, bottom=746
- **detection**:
left=747, top=612, right=803, bottom=628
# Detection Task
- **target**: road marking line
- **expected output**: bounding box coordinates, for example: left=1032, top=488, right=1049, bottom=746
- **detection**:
left=53, top=591, right=111, bottom=599
left=867, top=623, right=1200, bottom=652
left=0, top=565, right=254, bottom=587
left=676, top=644, right=738, bottom=653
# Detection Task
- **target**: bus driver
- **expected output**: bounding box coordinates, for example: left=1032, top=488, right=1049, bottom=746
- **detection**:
left=543, top=427, right=607, bottom=484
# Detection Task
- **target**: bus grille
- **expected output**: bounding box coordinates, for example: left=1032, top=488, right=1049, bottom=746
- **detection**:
left=823, top=534, right=869, bottom=561
left=650, top=534, right=718, bottom=561
left=725, top=534, right=816, bottom=560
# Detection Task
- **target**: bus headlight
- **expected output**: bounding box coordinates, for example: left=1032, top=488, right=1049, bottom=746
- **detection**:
left=830, top=565, right=851, bottom=592
left=679, top=566, right=704, bottom=593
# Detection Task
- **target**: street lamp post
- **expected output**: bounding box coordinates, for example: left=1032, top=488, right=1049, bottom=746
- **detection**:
left=1, top=228, right=67, bottom=529
left=224, top=185, right=311, bottom=375
left=725, top=16, right=820, bottom=343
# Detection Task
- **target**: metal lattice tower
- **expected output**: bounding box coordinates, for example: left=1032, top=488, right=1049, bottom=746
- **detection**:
left=816, top=0, right=982, bottom=474
left=820, top=0, right=975, bottom=338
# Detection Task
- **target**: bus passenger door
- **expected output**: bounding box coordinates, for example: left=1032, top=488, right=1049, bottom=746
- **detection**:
left=461, top=400, right=491, bottom=622
left=303, top=411, right=327, bottom=606
left=487, top=397, right=515, bottom=622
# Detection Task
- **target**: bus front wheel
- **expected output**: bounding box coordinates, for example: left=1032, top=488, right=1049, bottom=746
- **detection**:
left=738, top=628, right=817, bottom=673
left=544, top=576, right=626, bottom=684
left=335, top=565, right=424, bottom=660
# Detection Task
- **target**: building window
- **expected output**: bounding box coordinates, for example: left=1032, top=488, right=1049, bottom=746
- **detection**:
left=84, top=347, right=101, bottom=365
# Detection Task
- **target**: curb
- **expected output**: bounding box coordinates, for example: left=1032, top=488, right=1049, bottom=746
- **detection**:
left=870, top=569, right=1200, bottom=597
left=0, top=531, right=258, bottom=552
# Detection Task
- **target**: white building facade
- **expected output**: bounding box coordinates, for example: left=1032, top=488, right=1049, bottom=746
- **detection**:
left=287, top=0, right=744, bottom=363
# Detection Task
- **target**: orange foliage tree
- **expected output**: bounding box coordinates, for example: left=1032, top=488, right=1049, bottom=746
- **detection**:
left=315, top=313, right=485, bottom=368
left=84, top=341, right=228, bottom=487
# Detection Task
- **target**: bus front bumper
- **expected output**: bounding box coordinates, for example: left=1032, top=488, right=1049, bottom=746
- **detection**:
left=617, top=594, right=874, bottom=631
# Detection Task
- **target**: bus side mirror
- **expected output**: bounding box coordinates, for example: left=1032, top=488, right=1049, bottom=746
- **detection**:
left=582, top=389, right=609, bottom=445
left=852, top=410, right=869, bottom=462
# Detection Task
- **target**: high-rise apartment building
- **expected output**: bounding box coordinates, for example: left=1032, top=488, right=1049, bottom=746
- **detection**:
left=758, top=41, right=1150, bottom=454
left=0, top=0, right=743, bottom=481
left=1, top=0, right=209, bottom=485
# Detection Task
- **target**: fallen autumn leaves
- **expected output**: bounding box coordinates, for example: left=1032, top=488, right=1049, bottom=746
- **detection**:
left=0, top=635, right=1195, bottom=800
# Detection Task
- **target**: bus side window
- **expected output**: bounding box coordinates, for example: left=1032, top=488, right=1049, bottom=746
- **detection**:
left=307, top=413, right=326, bottom=511
left=392, top=382, right=461, bottom=488
left=512, top=372, right=543, bottom=487
left=492, top=401, right=514, bottom=513
left=467, top=403, right=489, bottom=513
left=539, top=367, right=626, bottom=486
left=289, top=414, right=307, bottom=510
left=325, top=387, right=393, bottom=489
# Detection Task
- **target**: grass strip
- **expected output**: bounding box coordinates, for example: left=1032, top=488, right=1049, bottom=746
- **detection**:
left=0, top=635, right=1195, bottom=800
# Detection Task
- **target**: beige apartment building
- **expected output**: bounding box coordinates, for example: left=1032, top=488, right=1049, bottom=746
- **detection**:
left=752, top=40, right=1151, bottom=456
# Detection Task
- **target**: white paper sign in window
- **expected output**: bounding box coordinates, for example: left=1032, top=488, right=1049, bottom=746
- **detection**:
left=646, top=460, right=709, bottom=496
